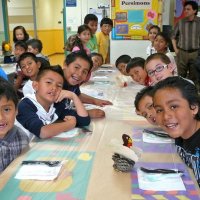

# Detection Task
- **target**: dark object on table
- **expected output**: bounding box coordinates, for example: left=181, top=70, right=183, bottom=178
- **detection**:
left=122, top=134, right=133, bottom=147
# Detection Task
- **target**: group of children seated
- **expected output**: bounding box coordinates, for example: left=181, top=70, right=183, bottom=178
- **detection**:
left=0, top=14, right=200, bottom=188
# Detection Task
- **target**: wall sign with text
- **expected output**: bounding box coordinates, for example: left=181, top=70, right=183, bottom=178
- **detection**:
left=111, top=0, right=163, bottom=40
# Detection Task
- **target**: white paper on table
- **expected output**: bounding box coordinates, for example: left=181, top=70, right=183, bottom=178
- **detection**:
left=137, top=168, right=186, bottom=191
left=15, top=162, right=63, bottom=180
left=97, top=69, right=115, bottom=73
left=92, top=76, right=109, bottom=80
left=80, top=88, right=104, bottom=98
left=54, top=128, right=79, bottom=138
left=143, top=132, right=174, bottom=144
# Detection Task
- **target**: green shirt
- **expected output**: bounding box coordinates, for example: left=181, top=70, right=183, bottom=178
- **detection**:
left=86, top=34, right=98, bottom=53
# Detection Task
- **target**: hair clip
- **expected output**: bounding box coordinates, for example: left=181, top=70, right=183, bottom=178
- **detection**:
left=143, top=129, right=171, bottom=138
left=140, top=167, right=183, bottom=174
left=22, top=160, right=61, bottom=167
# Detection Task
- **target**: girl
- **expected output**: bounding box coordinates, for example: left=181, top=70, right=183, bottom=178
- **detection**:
left=12, top=26, right=32, bottom=49
left=153, top=32, right=177, bottom=74
left=153, top=76, right=200, bottom=186
left=146, top=25, right=160, bottom=56
left=72, top=25, right=91, bottom=55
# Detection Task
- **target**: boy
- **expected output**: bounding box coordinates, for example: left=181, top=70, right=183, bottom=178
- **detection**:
left=13, top=41, right=27, bottom=62
left=27, top=39, right=50, bottom=68
left=115, top=54, right=131, bottom=76
left=84, top=14, right=98, bottom=53
left=0, top=77, right=29, bottom=173
left=16, top=66, right=90, bottom=139
left=126, top=57, right=150, bottom=86
left=145, top=53, right=175, bottom=85
left=134, top=86, right=157, bottom=125
left=91, top=52, right=104, bottom=71
left=63, top=51, right=112, bottom=118
left=96, top=17, right=113, bottom=63
left=17, top=52, right=41, bottom=96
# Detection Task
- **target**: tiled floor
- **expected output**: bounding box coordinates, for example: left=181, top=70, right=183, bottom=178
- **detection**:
left=48, top=53, right=65, bottom=66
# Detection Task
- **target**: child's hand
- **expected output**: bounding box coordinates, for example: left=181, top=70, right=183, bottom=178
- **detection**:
left=94, top=99, right=113, bottom=107
left=88, top=109, right=105, bottom=118
left=56, top=90, right=75, bottom=102
left=63, top=115, right=76, bottom=123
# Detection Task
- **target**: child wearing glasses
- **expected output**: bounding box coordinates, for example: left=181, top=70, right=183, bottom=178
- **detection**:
left=126, top=57, right=151, bottom=86
left=153, top=76, right=200, bottom=186
left=145, top=53, right=175, bottom=85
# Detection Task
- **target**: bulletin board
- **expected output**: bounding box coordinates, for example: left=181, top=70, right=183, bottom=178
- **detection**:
left=111, top=0, right=163, bottom=40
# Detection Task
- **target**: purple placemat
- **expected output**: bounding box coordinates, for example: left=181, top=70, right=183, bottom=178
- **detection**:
left=132, top=162, right=200, bottom=200
left=133, top=127, right=176, bottom=153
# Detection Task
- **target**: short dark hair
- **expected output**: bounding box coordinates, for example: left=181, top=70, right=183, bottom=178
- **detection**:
left=27, top=39, right=43, bottom=53
left=126, top=57, right=145, bottom=73
left=91, top=52, right=104, bottom=63
left=13, top=26, right=29, bottom=43
left=15, top=41, right=28, bottom=51
left=0, top=77, right=18, bottom=108
left=35, top=65, right=64, bottom=82
left=115, top=55, right=131, bottom=68
left=134, top=86, right=154, bottom=111
left=18, top=52, right=38, bottom=67
left=184, top=1, right=198, bottom=15
left=153, top=76, right=200, bottom=120
left=84, top=14, right=98, bottom=24
left=100, top=17, right=113, bottom=27
left=64, top=51, right=93, bottom=71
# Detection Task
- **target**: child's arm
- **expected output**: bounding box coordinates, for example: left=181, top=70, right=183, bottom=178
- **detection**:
left=57, top=90, right=88, bottom=117
left=79, top=93, right=113, bottom=107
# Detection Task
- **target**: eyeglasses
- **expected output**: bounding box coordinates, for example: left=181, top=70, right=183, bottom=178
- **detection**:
left=147, top=64, right=168, bottom=77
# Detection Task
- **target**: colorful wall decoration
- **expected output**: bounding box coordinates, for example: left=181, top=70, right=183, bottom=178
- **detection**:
left=111, top=0, right=163, bottom=40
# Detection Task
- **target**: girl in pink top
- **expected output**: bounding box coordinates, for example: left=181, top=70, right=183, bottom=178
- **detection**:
left=72, top=25, right=91, bottom=55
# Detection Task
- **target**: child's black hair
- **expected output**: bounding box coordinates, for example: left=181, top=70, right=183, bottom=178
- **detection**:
left=154, top=32, right=171, bottom=48
left=64, top=51, right=93, bottom=71
left=84, top=14, right=98, bottom=24
left=148, top=25, right=160, bottom=33
left=100, top=17, right=113, bottom=27
left=15, top=41, right=28, bottom=51
left=13, top=26, right=30, bottom=43
left=153, top=76, right=200, bottom=120
left=115, top=55, right=131, bottom=68
left=27, top=39, right=43, bottom=53
left=0, top=77, right=18, bottom=108
left=134, top=86, right=154, bottom=111
left=35, top=65, right=64, bottom=82
left=18, top=52, right=38, bottom=67
left=126, top=57, right=145, bottom=73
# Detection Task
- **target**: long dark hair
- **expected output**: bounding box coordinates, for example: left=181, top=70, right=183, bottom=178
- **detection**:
left=13, top=26, right=30, bottom=43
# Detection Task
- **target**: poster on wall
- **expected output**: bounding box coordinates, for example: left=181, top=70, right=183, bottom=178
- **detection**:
left=111, top=0, right=163, bottom=40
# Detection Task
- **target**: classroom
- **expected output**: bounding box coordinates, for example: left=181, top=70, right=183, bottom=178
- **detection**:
left=0, top=0, right=200, bottom=199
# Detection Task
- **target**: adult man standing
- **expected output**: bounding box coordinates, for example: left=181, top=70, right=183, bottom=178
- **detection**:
left=172, top=1, right=200, bottom=85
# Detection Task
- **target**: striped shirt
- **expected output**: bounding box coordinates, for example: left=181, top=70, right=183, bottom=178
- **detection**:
left=172, top=16, right=200, bottom=51
left=0, top=125, right=29, bottom=173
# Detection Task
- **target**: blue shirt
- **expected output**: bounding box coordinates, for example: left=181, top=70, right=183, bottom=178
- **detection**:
left=0, top=68, right=8, bottom=81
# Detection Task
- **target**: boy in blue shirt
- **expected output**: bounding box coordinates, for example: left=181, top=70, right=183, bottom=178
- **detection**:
left=17, top=66, right=90, bottom=139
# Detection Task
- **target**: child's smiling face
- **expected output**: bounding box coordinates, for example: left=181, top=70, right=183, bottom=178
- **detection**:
left=153, top=87, right=199, bottom=139
left=129, top=66, right=147, bottom=85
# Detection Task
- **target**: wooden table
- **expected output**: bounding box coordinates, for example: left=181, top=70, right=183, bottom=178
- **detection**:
left=0, top=67, right=199, bottom=200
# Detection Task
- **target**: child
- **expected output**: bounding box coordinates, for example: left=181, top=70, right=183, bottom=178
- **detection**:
left=96, top=17, right=113, bottom=63
left=12, top=26, right=31, bottom=50
left=16, top=66, right=90, bottom=139
left=0, top=77, right=29, bottom=173
left=115, top=54, right=131, bottom=76
left=91, top=52, right=104, bottom=71
left=145, top=53, right=175, bottom=85
left=13, top=41, right=28, bottom=62
left=63, top=51, right=113, bottom=118
left=84, top=14, right=98, bottom=53
left=27, top=39, right=50, bottom=68
left=153, top=32, right=177, bottom=74
left=17, top=52, right=41, bottom=96
left=126, top=57, right=151, bottom=86
left=146, top=25, right=160, bottom=56
left=71, top=25, right=91, bottom=55
left=153, top=76, right=200, bottom=186
left=134, top=86, right=157, bottom=125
